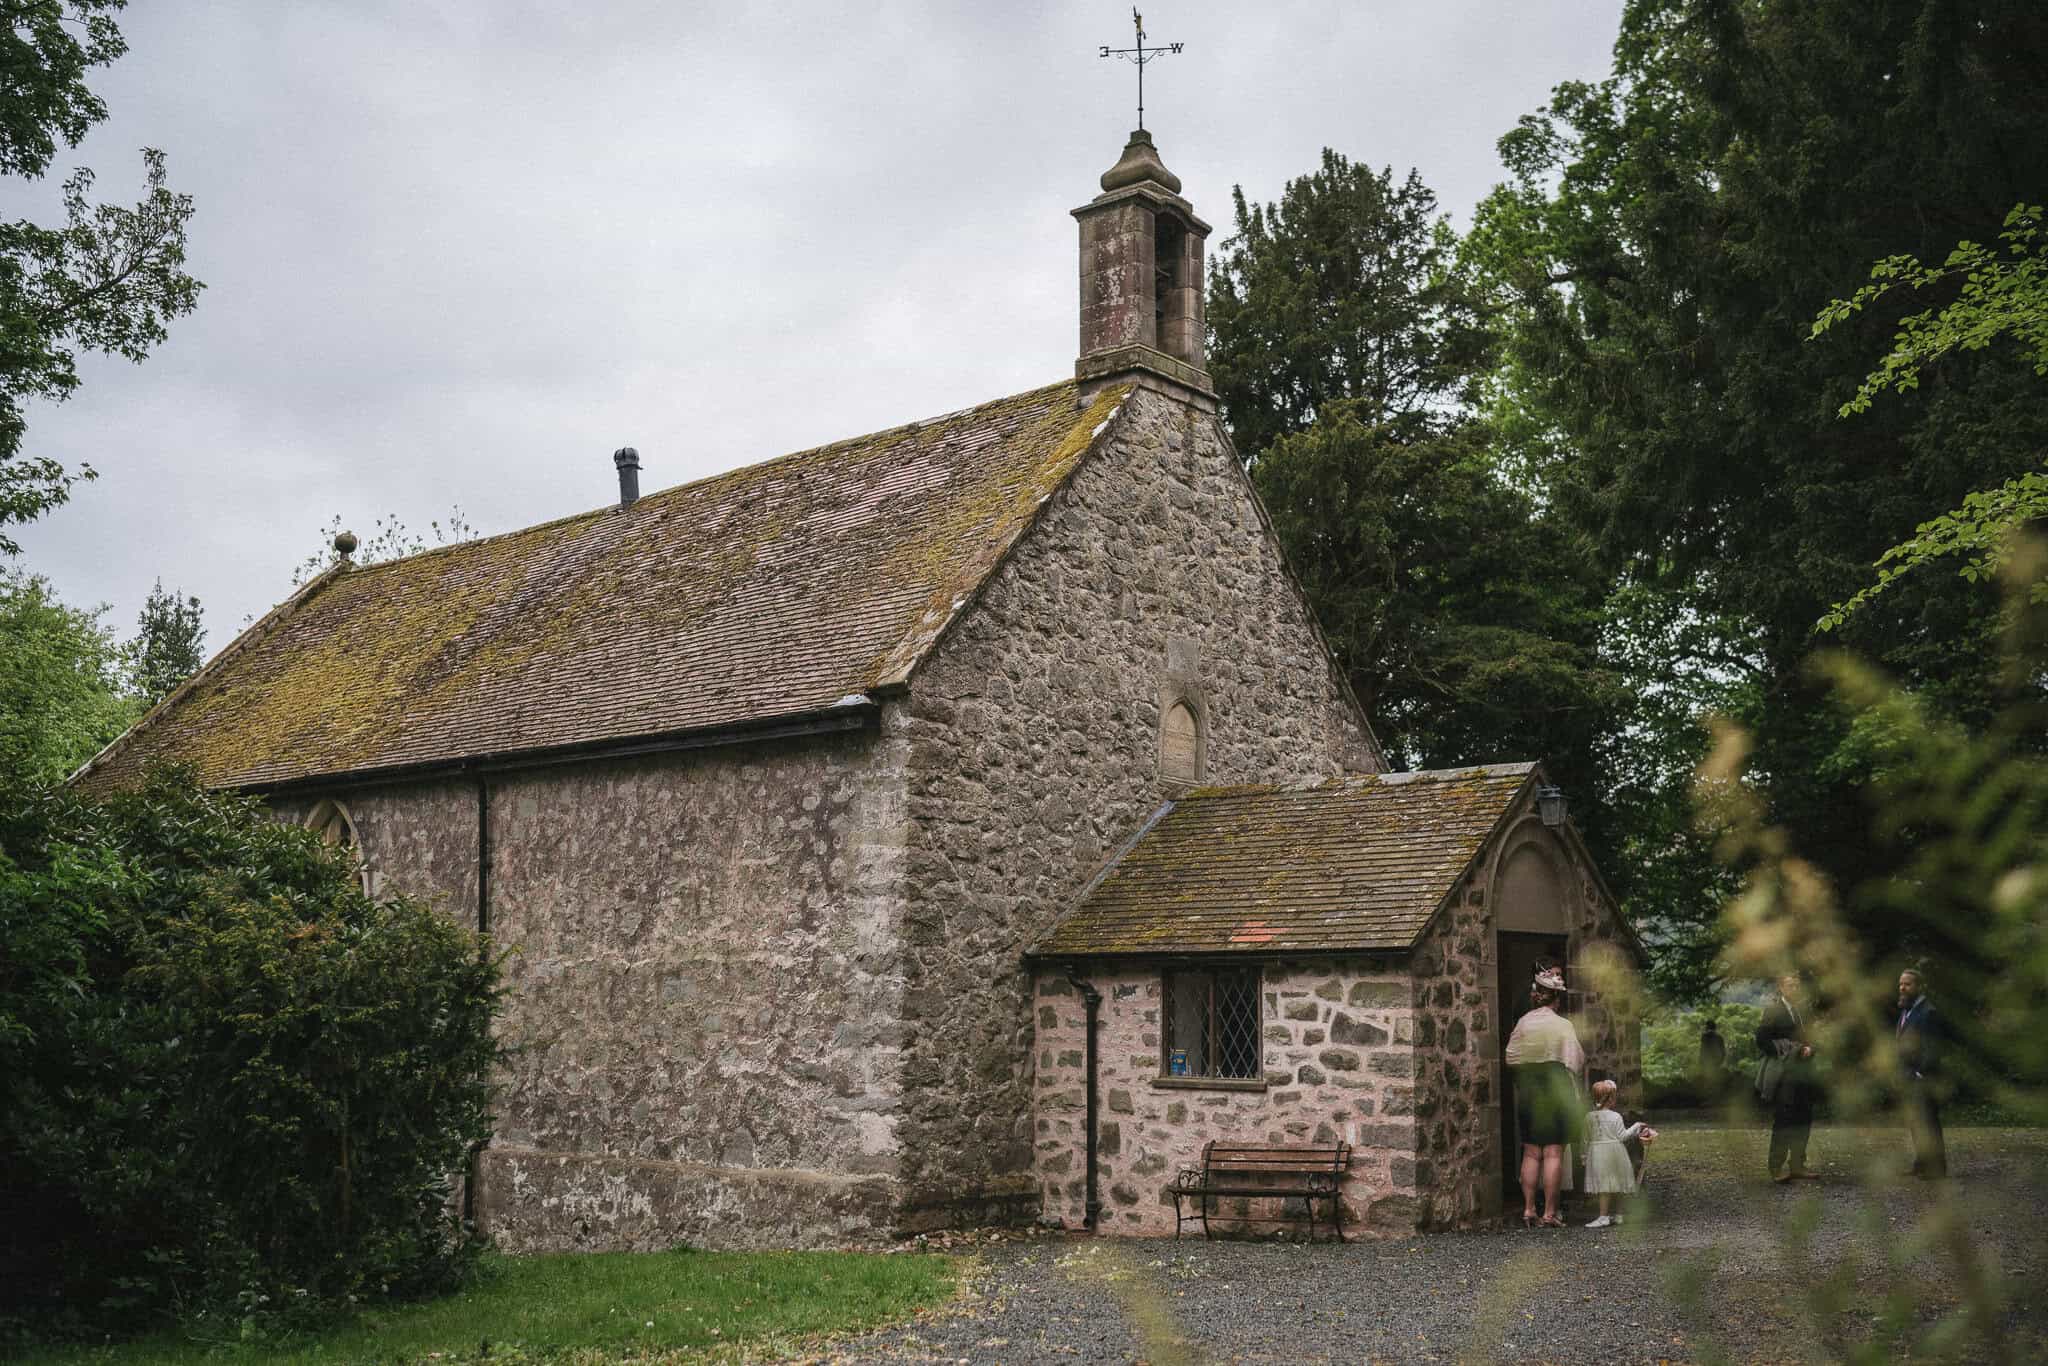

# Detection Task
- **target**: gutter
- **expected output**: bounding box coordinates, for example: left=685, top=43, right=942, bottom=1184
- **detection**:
left=232, top=700, right=882, bottom=799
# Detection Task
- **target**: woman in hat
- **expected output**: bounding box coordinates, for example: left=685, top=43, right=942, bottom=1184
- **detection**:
left=1504, top=966, right=1586, bottom=1227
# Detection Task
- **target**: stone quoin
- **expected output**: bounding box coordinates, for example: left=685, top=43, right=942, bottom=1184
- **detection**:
left=74, top=130, right=1641, bottom=1246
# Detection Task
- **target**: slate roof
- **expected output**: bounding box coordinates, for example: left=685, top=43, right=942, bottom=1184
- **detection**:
left=1031, top=764, right=1538, bottom=957
left=78, top=380, right=1130, bottom=792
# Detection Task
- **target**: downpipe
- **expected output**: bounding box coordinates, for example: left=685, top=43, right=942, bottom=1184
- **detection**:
left=1066, top=966, right=1103, bottom=1231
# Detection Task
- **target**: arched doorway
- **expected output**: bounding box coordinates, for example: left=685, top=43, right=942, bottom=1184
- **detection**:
left=1495, top=834, right=1571, bottom=1198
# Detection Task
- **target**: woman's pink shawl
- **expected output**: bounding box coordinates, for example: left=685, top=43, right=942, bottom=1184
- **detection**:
left=1504, top=1005, right=1585, bottom=1075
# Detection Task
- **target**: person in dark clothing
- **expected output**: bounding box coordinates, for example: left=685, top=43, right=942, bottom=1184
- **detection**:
left=1756, top=974, right=1820, bottom=1182
left=1698, top=1018, right=1726, bottom=1096
left=1896, top=968, right=1947, bottom=1178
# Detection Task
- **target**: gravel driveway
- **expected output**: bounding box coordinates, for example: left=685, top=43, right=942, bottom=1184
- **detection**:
left=825, top=1124, right=2048, bottom=1364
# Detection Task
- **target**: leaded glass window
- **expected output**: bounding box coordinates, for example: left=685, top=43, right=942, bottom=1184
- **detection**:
left=1163, top=969, right=1261, bottom=1079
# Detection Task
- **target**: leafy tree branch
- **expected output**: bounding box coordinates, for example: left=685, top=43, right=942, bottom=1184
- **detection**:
left=1813, top=205, right=2048, bottom=631
left=0, top=1, right=201, bottom=550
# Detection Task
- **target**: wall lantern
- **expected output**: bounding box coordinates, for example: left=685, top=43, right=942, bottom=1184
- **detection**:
left=1537, top=785, right=1568, bottom=828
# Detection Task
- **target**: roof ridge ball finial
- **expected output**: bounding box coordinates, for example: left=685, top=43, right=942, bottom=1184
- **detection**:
left=333, top=530, right=359, bottom=561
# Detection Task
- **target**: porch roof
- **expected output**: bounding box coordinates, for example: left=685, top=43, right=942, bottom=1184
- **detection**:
left=1031, top=764, right=1537, bottom=958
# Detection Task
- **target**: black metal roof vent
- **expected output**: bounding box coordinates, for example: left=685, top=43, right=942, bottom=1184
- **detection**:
left=613, top=446, right=641, bottom=508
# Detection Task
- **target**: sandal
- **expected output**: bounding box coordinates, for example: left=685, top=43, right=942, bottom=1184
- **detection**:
left=1539, top=1214, right=1565, bottom=1228
left=1521, top=1212, right=1537, bottom=1229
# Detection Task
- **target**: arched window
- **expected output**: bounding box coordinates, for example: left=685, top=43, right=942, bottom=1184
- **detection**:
left=304, top=799, right=370, bottom=891
left=1161, top=698, right=1203, bottom=784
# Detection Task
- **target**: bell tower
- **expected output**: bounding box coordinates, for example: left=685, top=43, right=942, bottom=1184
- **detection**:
left=1073, top=130, right=1215, bottom=409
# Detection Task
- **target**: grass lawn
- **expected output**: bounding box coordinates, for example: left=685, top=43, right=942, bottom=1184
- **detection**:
left=21, top=1249, right=957, bottom=1365
left=1599, top=1120, right=2048, bottom=1361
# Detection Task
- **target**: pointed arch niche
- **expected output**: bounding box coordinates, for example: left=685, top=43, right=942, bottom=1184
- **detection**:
left=1159, top=695, right=1206, bottom=785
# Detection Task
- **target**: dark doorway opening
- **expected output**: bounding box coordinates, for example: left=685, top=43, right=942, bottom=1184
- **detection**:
left=1498, top=930, right=1569, bottom=1195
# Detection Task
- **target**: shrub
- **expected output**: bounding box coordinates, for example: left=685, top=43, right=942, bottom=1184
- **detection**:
left=1637, top=1002, right=1772, bottom=1113
left=0, top=770, right=500, bottom=1334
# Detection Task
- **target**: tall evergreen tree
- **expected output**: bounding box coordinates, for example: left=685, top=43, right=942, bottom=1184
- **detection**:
left=128, top=578, right=204, bottom=705
left=1207, top=151, right=1484, bottom=463
left=1207, top=152, right=1622, bottom=856
left=1467, top=0, right=2048, bottom=971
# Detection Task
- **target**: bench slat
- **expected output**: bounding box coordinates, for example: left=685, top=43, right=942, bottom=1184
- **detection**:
left=1175, top=1139, right=1352, bottom=1243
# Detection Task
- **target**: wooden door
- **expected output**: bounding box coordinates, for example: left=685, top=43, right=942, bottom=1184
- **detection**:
left=1498, top=930, right=1569, bottom=1193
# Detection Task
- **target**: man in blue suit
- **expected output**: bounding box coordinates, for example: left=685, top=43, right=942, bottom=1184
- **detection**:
left=1896, top=968, right=1947, bottom=1178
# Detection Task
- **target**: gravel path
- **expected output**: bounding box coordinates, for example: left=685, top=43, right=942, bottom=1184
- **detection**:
left=825, top=1125, right=2048, bottom=1364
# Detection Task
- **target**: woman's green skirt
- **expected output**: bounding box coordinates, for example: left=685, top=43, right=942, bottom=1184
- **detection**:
left=1512, top=1060, right=1583, bottom=1147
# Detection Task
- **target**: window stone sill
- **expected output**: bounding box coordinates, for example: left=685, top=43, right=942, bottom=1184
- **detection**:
left=1151, top=1075, right=1269, bottom=1093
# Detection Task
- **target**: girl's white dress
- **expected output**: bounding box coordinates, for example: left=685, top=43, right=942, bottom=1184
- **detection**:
left=1583, top=1109, right=1644, bottom=1194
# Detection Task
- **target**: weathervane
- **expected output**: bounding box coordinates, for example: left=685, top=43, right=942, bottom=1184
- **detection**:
left=1099, top=8, right=1183, bottom=131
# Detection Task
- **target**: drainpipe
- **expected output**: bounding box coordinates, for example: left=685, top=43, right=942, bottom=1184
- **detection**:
left=1065, top=965, right=1102, bottom=1231
left=463, top=777, right=493, bottom=1230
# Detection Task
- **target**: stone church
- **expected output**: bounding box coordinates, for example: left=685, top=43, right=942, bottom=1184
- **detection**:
left=78, top=131, right=1642, bottom=1245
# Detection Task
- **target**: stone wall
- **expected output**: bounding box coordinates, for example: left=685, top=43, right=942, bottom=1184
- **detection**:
left=894, top=385, right=1379, bottom=1227
left=1409, top=869, right=1495, bottom=1229
left=1033, top=959, right=1417, bottom=1236
left=271, top=725, right=913, bottom=1252
left=1411, top=804, right=1644, bottom=1231
left=271, top=777, right=480, bottom=925
left=1566, top=847, right=1642, bottom=1102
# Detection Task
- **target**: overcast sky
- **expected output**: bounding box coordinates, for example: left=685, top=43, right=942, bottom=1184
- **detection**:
left=14, top=0, right=1624, bottom=644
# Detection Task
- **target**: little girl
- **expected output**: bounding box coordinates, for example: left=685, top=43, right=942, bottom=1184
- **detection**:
left=1583, top=1079, right=1656, bottom=1228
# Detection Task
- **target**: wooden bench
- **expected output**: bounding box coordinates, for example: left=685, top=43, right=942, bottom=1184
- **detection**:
left=1172, top=1141, right=1351, bottom=1241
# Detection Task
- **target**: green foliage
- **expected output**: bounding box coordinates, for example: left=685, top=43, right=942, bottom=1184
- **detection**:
left=0, top=569, right=137, bottom=785
left=0, top=2, right=201, bottom=549
left=1467, top=0, right=2048, bottom=983
left=1815, top=204, right=2048, bottom=417
left=1592, top=577, right=1758, bottom=1001
left=0, top=770, right=501, bottom=1335
left=1211, top=149, right=1628, bottom=945
left=1252, top=404, right=1623, bottom=789
left=0, top=0, right=127, bottom=181
left=1698, top=560, right=2048, bottom=1359
left=1813, top=205, right=2048, bottom=629
left=1818, top=471, right=2048, bottom=631
left=1206, top=149, right=1483, bottom=462
left=1638, top=1002, right=1760, bottom=1088
left=126, top=578, right=204, bottom=705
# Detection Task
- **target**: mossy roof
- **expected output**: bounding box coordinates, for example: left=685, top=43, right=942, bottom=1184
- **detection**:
left=1031, top=764, right=1538, bottom=958
left=79, top=379, right=1130, bottom=792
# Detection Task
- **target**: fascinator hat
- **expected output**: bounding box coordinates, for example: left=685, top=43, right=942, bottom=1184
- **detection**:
left=1533, top=967, right=1567, bottom=993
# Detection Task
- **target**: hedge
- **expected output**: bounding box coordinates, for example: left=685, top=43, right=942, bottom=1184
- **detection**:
left=0, top=771, right=501, bottom=1335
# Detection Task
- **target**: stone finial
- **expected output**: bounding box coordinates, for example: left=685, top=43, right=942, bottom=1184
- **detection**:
left=1099, top=128, right=1182, bottom=195
left=333, top=530, right=359, bottom=560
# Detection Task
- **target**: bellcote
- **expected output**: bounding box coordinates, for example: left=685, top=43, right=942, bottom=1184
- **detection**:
left=1073, top=130, right=1215, bottom=408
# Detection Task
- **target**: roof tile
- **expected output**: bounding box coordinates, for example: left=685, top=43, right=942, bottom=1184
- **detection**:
left=1032, top=764, right=1535, bottom=957
left=80, top=380, right=1127, bottom=791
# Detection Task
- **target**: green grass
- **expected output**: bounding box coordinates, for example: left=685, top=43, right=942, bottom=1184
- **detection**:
left=21, top=1249, right=957, bottom=1365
